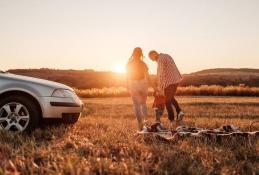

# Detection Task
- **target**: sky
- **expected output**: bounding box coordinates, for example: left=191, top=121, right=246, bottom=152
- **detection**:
left=0, top=0, right=259, bottom=74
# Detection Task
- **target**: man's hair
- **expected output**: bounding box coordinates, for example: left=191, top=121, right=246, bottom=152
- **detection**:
left=149, top=50, right=158, bottom=57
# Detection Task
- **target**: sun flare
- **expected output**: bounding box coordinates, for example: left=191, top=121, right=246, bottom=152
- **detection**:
left=113, top=64, right=126, bottom=73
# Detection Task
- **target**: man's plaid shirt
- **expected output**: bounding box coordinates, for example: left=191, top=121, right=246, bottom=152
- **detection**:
left=157, top=53, right=182, bottom=91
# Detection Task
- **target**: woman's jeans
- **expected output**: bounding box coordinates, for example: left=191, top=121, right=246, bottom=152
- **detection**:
left=164, top=84, right=181, bottom=121
left=130, top=79, right=148, bottom=130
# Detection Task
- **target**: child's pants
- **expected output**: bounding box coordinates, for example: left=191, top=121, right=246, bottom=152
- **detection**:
left=155, top=108, right=164, bottom=123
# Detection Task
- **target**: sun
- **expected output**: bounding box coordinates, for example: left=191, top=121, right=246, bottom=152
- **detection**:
left=113, top=64, right=126, bottom=73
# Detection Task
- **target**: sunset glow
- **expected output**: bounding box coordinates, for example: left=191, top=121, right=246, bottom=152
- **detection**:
left=113, top=64, right=126, bottom=73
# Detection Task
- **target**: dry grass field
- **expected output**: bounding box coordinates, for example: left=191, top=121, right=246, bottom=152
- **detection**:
left=0, top=96, right=259, bottom=175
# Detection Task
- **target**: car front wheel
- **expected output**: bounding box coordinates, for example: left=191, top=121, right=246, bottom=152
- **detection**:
left=0, top=96, right=40, bottom=132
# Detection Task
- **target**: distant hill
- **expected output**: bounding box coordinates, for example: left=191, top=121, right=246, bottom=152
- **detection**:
left=8, top=68, right=259, bottom=88
left=191, top=68, right=259, bottom=75
left=181, top=68, right=259, bottom=87
left=8, top=69, right=128, bottom=89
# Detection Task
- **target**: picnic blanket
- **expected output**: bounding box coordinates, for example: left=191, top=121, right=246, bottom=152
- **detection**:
left=138, top=123, right=259, bottom=143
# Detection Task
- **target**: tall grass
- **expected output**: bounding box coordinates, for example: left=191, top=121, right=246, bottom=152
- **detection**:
left=75, top=85, right=259, bottom=98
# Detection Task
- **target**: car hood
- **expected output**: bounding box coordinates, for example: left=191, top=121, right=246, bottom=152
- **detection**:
left=0, top=73, right=74, bottom=91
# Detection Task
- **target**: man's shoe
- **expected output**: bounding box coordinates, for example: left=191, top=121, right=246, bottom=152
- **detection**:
left=177, top=111, right=185, bottom=121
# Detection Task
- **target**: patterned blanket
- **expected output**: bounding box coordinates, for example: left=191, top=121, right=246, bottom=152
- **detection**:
left=138, top=123, right=259, bottom=143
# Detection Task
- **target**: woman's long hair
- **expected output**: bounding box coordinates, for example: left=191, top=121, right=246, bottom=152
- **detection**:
left=129, top=47, right=144, bottom=62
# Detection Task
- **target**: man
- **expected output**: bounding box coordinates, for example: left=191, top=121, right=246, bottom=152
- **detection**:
left=149, top=50, right=184, bottom=122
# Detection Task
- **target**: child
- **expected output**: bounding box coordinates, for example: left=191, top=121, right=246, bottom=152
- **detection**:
left=152, top=89, right=167, bottom=131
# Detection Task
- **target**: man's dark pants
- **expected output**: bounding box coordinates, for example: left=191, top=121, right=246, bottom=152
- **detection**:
left=164, top=84, right=181, bottom=121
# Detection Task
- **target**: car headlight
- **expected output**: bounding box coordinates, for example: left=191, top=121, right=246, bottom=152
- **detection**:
left=52, top=89, right=76, bottom=98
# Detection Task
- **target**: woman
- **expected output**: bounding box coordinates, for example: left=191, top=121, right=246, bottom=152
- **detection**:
left=127, top=47, right=149, bottom=132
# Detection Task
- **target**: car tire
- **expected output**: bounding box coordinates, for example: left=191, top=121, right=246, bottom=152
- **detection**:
left=0, top=95, right=40, bottom=132
left=62, top=113, right=80, bottom=124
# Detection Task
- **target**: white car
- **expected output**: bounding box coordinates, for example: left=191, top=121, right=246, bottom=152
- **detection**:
left=0, top=70, right=83, bottom=132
